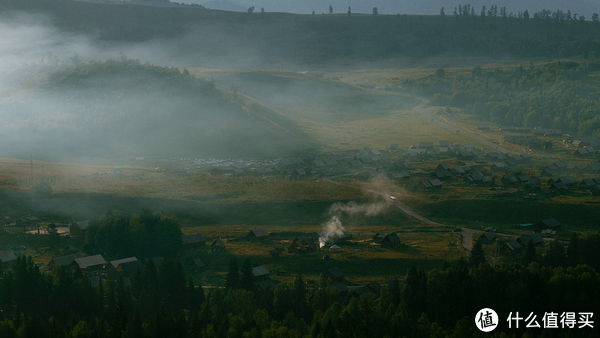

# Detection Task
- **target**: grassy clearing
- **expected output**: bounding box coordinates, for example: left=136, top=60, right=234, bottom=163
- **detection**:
left=180, top=224, right=462, bottom=285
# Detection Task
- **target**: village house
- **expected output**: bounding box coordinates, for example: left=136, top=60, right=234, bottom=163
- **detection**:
left=181, top=233, right=206, bottom=247
left=373, top=231, right=401, bottom=247
left=503, top=240, right=523, bottom=253
left=288, top=236, right=317, bottom=254
left=252, top=265, right=270, bottom=278
left=210, top=239, right=226, bottom=253
left=108, top=257, right=141, bottom=276
left=517, top=234, right=544, bottom=246
left=410, top=178, right=442, bottom=191
left=407, top=148, right=427, bottom=157
left=478, top=232, right=497, bottom=245
left=0, top=251, right=17, bottom=267
left=501, top=174, right=519, bottom=186
left=48, top=253, right=80, bottom=269
left=247, top=228, right=269, bottom=240
left=533, top=218, right=561, bottom=232
left=74, top=255, right=107, bottom=271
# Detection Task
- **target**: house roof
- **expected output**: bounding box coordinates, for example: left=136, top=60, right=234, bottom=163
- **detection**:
left=210, top=239, right=225, bottom=247
left=505, top=241, right=522, bottom=251
left=252, top=265, right=270, bottom=277
left=110, top=257, right=138, bottom=268
left=558, top=176, right=577, bottom=185
left=429, top=178, right=442, bottom=186
left=50, top=253, right=79, bottom=267
left=538, top=218, right=561, bottom=228
left=182, top=233, right=206, bottom=245
left=249, top=228, right=269, bottom=238
left=74, top=254, right=107, bottom=269
left=0, top=252, right=17, bottom=263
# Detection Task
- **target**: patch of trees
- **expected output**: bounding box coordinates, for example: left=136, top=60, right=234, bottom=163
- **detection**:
left=0, top=233, right=598, bottom=337
left=84, top=210, right=182, bottom=258
left=405, top=61, right=600, bottom=136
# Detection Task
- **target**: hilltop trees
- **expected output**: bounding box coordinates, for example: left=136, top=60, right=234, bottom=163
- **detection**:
left=405, top=61, right=600, bottom=137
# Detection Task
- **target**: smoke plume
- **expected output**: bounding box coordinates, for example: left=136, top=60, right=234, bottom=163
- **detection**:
left=318, top=201, right=388, bottom=248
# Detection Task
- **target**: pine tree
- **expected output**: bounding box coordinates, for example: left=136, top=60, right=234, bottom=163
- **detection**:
left=226, top=257, right=239, bottom=289
left=523, top=241, right=536, bottom=264
left=240, top=259, right=254, bottom=291
left=469, top=241, right=485, bottom=266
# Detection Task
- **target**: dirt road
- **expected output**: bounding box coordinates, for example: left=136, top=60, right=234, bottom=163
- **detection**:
left=323, top=177, right=444, bottom=226
left=414, top=99, right=517, bottom=154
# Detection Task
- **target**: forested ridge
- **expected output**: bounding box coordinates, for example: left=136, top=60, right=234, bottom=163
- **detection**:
left=405, top=61, right=600, bottom=136
left=1, top=0, right=600, bottom=62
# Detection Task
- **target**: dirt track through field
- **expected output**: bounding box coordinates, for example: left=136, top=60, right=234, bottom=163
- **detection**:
left=414, top=99, right=518, bottom=154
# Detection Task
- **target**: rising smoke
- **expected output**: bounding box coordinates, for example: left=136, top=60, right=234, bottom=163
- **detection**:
left=318, top=201, right=388, bottom=248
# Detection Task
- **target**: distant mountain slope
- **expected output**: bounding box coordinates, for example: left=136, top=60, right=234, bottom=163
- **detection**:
left=1, top=0, right=599, bottom=64
left=0, top=61, right=315, bottom=159
left=198, top=0, right=599, bottom=16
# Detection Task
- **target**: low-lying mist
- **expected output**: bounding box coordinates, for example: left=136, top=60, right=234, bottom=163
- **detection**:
left=0, top=14, right=315, bottom=162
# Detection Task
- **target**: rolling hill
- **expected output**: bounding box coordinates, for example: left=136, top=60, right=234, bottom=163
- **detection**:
left=0, top=61, right=316, bottom=159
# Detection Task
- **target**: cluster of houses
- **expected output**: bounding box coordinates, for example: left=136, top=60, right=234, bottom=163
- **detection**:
left=407, top=141, right=477, bottom=158
left=1, top=218, right=91, bottom=238
left=562, top=136, right=600, bottom=156
left=46, top=253, right=141, bottom=285
left=503, top=135, right=551, bottom=150
left=477, top=218, right=561, bottom=254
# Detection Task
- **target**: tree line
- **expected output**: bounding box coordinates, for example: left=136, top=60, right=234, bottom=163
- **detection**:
left=0, top=230, right=598, bottom=337
left=2, top=0, right=600, bottom=62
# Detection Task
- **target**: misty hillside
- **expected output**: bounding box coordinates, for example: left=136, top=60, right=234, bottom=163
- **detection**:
left=212, top=71, right=418, bottom=123
left=1, top=61, right=315, bottom=159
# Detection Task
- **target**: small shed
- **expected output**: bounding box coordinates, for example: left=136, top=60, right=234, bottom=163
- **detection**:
left=210, top=239, right=226, bottom=252
left=182, top=234, right=206, bottom=247
left=48, top=253, right=79, bottom=269
left=247, top=228, right=269, bottom=240
left=252, top=265, right=270, bottom=278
